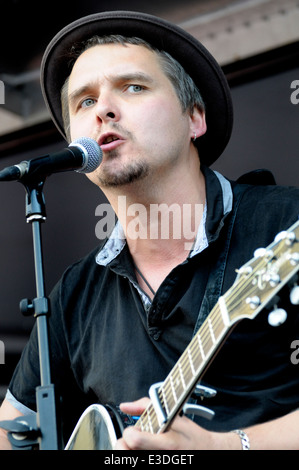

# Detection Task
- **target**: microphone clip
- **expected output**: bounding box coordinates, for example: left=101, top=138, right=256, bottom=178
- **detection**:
left=19, top=177, right=47, bottom=223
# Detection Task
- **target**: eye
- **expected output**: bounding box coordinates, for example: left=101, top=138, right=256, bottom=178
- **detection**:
left=127, top=84, right=144, bottom=93
left=81, top=98, right=96, bottom=108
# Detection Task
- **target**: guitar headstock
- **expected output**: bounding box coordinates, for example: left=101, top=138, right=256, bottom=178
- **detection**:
left=225, top=219, right=299, bottom=324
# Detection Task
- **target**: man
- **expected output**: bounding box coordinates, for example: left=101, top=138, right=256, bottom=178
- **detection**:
left=0, top=11, right=299, bottom=450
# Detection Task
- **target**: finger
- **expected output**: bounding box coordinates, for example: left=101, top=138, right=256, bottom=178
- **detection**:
left=121, top=426, right=159, bottom=450
left=121, top=425, right=180, bottom=451
left=114, top=436, right=132, bottom=450
left=119, top=397, right=150, bottom=416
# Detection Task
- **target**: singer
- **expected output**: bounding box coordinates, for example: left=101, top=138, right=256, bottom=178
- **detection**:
left=0, top=11, right=299, bottom=450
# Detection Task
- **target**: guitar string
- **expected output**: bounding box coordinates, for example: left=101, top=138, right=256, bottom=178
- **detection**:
left=143, top=291, right=252, bottom=431
left=153, top=306, right=225, bottom=425
left=138, top=305, right=227, bottom=431
left=139, top=253, right=281, bottom=431
left=225, top=236, right=298, bottom=313
left=136, top=304, right=225, bottom=430
left=140, top=283, right=271, bottom=430
left=169, top=233, right=297, bottom=398
left=138, top=254, right=275, bottom=431
left=169, top=235, right=299, bottom=414
left=137, top=298, right=225, bottom=430
left=180, top=235, right=299, bottom=391
left=137, top=232, right=298, bottom=431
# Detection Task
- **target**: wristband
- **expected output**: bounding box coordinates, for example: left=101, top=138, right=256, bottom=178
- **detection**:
left=231, top=429, right=250, bottom=450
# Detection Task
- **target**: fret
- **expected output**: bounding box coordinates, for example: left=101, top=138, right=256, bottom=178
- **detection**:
left=197, top=333, right=205, bottom=361
left=187, top=347, right=196, bottom=376
left=213, top=312, right=226, bottom=339
left=137, top=307, right=238, bottom=435
left=160, top=375, right=180, bottom=420
left=138, top=410, right=147, bottom=432
left=161, top=385, right=170, bottom=416
left=178, top=360, right=186, bottom=389
left=202, top=329, right=213, bottom=356
left=173, top=365, right=184, bottom=396
left=164, top=379, right=176, bottom=412
left=208, top=318, right=216, bottom=343
left=138, top=404, right=159, bottom=434
left=132, top=221, right=299, bottom=439
left=210, top=308, right=228, bottom=341
left=191, top=341, right=203, bottom=374
left=218, top=296, right=230, bottom=326
left=169, top=373, right=178, bottom=403
left=147, top=410, right=154, bottom=433
left=183, top=359, right=194, bottom=386
left=177, top=356, right=190, bottom=393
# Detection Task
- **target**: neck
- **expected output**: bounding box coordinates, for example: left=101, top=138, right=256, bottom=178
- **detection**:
left=108, top=158, right=205, bottom=256
left=101, top=153, right=206, bottom=296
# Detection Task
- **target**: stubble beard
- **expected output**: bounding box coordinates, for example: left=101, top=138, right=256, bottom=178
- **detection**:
left=97, top=148, right=150, bottom=188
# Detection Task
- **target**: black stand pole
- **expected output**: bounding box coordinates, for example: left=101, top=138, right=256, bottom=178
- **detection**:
left=0, top=177, right=62, bottom=450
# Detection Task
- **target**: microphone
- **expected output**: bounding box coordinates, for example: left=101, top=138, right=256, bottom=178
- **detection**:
left=0, top=137, right=102, bottom=182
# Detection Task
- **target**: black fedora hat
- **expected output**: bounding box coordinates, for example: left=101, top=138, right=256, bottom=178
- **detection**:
left=41, top=10, right=233, bottom=166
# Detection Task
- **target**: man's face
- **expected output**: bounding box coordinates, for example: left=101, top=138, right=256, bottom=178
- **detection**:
left=68, top=43, right=195, bottom=188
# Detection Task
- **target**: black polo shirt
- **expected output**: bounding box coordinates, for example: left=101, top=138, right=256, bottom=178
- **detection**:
left=8, top=167, right=299, bottom=442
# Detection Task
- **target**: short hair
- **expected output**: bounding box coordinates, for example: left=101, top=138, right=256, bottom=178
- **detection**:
left=61, top=35, right=205, bottom=142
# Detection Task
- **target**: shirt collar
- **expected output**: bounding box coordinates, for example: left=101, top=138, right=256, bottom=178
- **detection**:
left=96, top=168, right=233, bottom=267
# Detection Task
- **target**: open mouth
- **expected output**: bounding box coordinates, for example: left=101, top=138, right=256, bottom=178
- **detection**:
left=98, top=132, right=125, bottom=153
left=99, top=132, right=122, bottom=146
left=103, top=135, right=119, bottom=145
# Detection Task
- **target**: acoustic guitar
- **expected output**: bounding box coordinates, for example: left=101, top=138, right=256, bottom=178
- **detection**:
left=65, top=220, right=299, bottom=450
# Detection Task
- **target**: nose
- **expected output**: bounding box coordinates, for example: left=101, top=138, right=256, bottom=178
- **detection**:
left=95, top=93, right=120, bottom=123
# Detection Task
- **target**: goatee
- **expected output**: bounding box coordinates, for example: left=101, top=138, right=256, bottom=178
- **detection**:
left=98, top=152, right=149, bottom=187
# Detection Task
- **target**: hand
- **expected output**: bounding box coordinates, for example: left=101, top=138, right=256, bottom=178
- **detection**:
left=114, top=397, right=233, bottom=450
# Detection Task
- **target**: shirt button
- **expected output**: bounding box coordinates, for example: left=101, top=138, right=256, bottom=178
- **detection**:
left=149, top=328, right=161, bottom=340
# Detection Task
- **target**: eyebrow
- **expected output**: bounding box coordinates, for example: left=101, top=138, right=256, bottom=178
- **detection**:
left=68, top=83, right=97, bottom=110
left=113, top=72, right=155, bottom=85
left=68, top=72, right=155, bottom=108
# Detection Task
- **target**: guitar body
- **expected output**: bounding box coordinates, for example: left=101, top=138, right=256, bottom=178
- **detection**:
left=65, top=404, right=120, bottom=450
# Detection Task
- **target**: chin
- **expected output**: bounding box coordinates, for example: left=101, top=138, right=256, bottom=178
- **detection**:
left=97, top=160, right=150, bottom=188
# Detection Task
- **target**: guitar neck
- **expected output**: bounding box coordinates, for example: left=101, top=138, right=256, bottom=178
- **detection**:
left=135, top=219, right=299, bottom=434
left=135, top=300, right=232, bottom=434
left=64, top=223, right=298, bottom=449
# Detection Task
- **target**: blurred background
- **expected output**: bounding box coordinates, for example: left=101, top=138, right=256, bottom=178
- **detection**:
left=0, top=0, right=298, bottom=401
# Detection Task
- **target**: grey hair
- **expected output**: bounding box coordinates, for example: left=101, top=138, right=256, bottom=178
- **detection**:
left=61, top=35, right=205, bottom=141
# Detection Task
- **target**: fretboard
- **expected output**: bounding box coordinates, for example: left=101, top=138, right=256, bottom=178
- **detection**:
left=135, top=301, right=231, bottom=434
left=134, top=219, right=299, bottom=434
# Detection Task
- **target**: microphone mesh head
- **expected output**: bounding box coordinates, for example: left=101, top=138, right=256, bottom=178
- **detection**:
left=70, top=137, right=102, bottom=173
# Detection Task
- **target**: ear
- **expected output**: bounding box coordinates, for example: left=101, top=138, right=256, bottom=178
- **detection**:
left=189, top=106, right=207, bottom=141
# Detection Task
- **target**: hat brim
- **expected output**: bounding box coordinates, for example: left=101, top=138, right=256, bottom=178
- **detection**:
left=40, top=10, right=233, bottom=166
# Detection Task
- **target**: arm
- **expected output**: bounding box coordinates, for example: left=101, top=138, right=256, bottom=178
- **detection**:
left=115, top=398, right=299, bottom=450
left=0, top=398, right=24, bottom=450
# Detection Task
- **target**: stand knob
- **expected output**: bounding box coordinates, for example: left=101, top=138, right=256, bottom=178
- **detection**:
left=19, top=298, right=34, bottom=316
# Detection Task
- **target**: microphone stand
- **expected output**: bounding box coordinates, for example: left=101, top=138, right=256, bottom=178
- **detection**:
left=0, top=175, right=62, bottom=450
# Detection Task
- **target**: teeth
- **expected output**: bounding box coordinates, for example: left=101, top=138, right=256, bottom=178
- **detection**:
left=104, top=135, right=118, bottom=144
